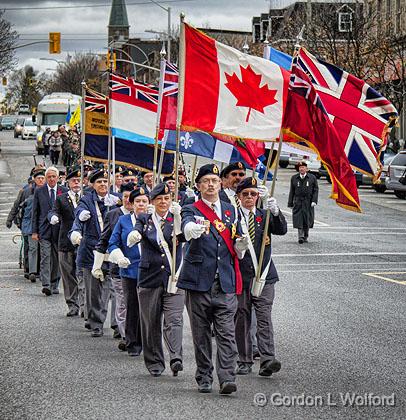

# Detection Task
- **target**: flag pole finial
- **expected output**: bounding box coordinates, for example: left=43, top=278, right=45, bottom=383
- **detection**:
left=160, top=42, right=166, bottom=58
left=295, top=25, right=305, bottom=49
left=242, top=36, right=249, bottom=54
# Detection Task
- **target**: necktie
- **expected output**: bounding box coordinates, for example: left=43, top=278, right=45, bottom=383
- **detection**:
left=235, top=196, right=241, bottom=210
left=248, top=211, right=255, bottom=243
left=50, top=188, right=55, bottom=204
left=75, top=193, right=79, bottom=205
left=211, top=203, right=216, bottom=215
left=160, top=218, right=166, bottom=230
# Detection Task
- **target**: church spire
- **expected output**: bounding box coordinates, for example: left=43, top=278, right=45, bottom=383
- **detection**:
left=108, top=0, right=130, bottom=42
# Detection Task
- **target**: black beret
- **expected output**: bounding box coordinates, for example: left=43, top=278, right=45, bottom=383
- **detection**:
left=195, top=164, right=220, bottom=183
left=32, top=169, right=45, bottom=178
left=89, top=169, right=108, bottom=183
left=297, top=161, right=308, bottom=167
left=150, top=182, right=171, bottom=200
left=142, top=171, right=153, bottom=177
left=222, top=162, right=246, bottom=177
left=236, top=177, right=258, bottom=194
left=115, top=166, right=124, bottom=174
left=121, top=169, right=137, bottom=178
left=129, top=186, right=149, bottom=203
left=59, top=169, right=66, bottom=176
left=120, top=182, right=136, bottom=193
left=66, top=167, right=81, bottom=180
left=163, top=174, right=175, bottom=182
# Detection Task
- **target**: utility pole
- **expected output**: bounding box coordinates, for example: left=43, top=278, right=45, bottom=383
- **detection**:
left=306, top=0, right=312, bottom=36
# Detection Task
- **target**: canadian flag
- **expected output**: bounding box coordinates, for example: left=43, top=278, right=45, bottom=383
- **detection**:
left=179, top=24, right=290, bottom=142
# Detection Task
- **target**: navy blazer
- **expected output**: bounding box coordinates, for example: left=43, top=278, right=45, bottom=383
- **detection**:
left=134, top=212, right=184, bottom=289
left=238, top=207, right=287, bottom=289
left=177, top=200, right=242, bottom=294
left=32, top=184, right=67, bottom=241
left=51, top=192, right=76, bottom=252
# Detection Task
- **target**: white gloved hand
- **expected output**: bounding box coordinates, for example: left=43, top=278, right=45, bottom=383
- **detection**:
left=118, top=257, right=131, bottom=268
left=184, top=222, right=206, bottom=241
left=70, top=231, right=82, bottom=246
left=92, top=251, right=106, bottom=281
left=146, top=204, right=154, bottom=215
left=311, top=202, right=317, bottom=207
left=104, top=194, right=120, bottom=207
left=170, top=202, right=181, bottom=216
left=266, top=197, right=279, bottom=216
left=78, top=210, right=91, bottom=222
left=127, top=230, right=142, bottom=248
left=257, top=185, right=269, bottom=200
left=50, top=215, right=59, bottom=225
left=109, top=248, right=130, bottom=268
left=234, top=234, right=250, bottom=253
left=185, top=187, right=195, bottom=198
left=92, top=268, right=104, bottom=280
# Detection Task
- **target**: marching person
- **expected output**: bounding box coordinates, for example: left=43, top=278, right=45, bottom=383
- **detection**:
left=288, top=161, right=319, bottom=244
left=50, top=167, right=82, bottom=316
left=140, top=171, right=154, bottom=194
left=70, top=169, right=112, bottom=337
left=234, top=177, right=287, bottom=376
left=49, top=131, right=63, bottom=165
left=92, top=183, right=135, bottom=345
left=32, top=166, right=67, bottom=296
left=177, top=164, right=249, bottom=395
left=121, top=169, right=137, bottom=186
left=218, top=162, right=247, bottom=206
left=127, top=183, right=184, bottom=378
left=108, top=187, right=149, bottom=356
left=112, top=167, right=124, bottom=193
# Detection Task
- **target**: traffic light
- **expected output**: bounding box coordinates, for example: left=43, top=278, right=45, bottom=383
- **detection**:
left=49, top=32, right=61, bottom=54
left=2, top=77, right=6, bottom=86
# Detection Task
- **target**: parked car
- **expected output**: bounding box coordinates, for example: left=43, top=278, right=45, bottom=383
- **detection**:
left=21, top=118, right=37, bottom=140
left=0, top=115, right=16, bottom=130
left=319, top=164, right=362, bottom=186
left=14, top=117, right=26, bottom=138
left=385, top=150, right=406, bottom=199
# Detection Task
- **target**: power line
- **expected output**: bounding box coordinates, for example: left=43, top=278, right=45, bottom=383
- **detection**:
left=2, top=0, right=194, bottom=12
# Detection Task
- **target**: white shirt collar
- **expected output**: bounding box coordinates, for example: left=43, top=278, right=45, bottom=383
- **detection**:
left=155, top=211, right=168, bottom=221
left=241, top=206, right=255, bottom=217
left=47, top=184, right=56, bottom=192
left=120, top=206, right=131, bottom=215
left=224, top=187, right=236, bottom=197
left=202, top=197, right=221, bottom=218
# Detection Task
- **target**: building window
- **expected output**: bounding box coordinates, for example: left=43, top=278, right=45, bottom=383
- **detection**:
left=338, top=12, right=353, bottom=32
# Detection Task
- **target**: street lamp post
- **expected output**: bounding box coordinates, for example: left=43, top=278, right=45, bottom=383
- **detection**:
left=148, top=0, right=171, bottom=61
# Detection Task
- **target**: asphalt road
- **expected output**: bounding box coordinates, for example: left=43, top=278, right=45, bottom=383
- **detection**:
left=0, top=130, right=405, bottom=420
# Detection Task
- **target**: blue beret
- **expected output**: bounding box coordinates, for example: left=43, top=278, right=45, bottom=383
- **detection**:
left=150, top=182, right=170, bottom=200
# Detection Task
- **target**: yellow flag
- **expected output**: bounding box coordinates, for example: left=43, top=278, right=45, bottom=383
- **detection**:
left=69, top=105, right=81, bottom=127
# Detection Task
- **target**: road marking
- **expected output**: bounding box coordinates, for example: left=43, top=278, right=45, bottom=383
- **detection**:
left=273, top=252, right=406, bottom=257
left=304, top=226, right=406, bottom=230
left=280, top=209, right=330, bottom=226
left=279, top=268, right=406, bottom=273
left=385, top=200, right=406, bottom=204
left=287, top=232, right=406, bottom=235
left=277, top=261, right=406, bottom=267
left=363, top=272, right=406, bottom=286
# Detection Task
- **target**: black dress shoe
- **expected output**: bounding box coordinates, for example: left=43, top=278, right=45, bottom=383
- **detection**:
left=118, top=340, right=127, bottom=351
left=253, top=348, right=260, bottom=360
left=24, top=273, right=29, bottom=279
left=91, top=328, right=103, bottom=337
left=149, top=369, right=163, bottom=377
left=236, top=363, right=252, bottom=375
left=303, top=237, right=308, bottom=243
left=298, top=238, right=304, bottom=244
left=66, top=309, right=79, bottom=317
left=41, top=287, right=51, bottom=296
left=29, top=273, right=36, bottom=283
left=170, top=360, right=183, bottom=377
left=52, top=289, right=59, bottom=294
left=219, top=381, right=237, bottom=395
left=80, top=312, right=84, bottom=318
left=84, top=322, right=91, bottom=330
left=112, top=329, right=121, bottom=339
left=259, top=359, right=281, bottom=377
left=198, top=383, right=212, bottom=393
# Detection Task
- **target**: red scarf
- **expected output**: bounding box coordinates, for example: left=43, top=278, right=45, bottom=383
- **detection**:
left=194, top=200, right=242, bottom=294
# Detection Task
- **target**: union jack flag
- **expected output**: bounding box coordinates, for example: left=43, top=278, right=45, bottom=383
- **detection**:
left=162, top=61, right=178, bottom=97
left=110, top=73, right=159, bottom=112
left=85, top=87, right=108, bottom=113
left=297, top=48, right=398, bottom=177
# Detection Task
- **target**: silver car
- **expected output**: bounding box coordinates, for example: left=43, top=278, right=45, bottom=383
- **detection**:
left=385, top=151, right=406, bottom=199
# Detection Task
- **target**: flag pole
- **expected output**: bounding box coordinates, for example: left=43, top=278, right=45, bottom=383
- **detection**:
left=251, top=135, right=283, bottom=298
left=107, top=53, right=113, bottom=195
left=191, top=155, right=198, bottom=185
left=153, top=45, right=166, bottom=186
left=80, top=81, right=86, bottom=196
left=167, top=13, right=185, bottom=294
left=262, top=142, right=275, bottom=185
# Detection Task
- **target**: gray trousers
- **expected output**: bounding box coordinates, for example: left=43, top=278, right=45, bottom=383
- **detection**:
left=39, top=239, right=59, bottom=290
left=28, top=235, right=39, bottom=274
left=235, top=283, right=275, bottom=365
left=58, top=251, right=78, bottom=311
left=298, top=227, right=309, bottom=240
left=76, top=268, right=85, bottom=317
left=83, top=268, right=111, bottom=330
left=23, top=235, right=29, bottom=273
left=138, top=285, right=184, bottom=374
left=186, top=280, right=238, bottom=386
left=111, top=276, right=126, bottom=338
left=122, top=277, right=142, bottom=353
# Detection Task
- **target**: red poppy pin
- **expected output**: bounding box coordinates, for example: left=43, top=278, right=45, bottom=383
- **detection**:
left=166, top=217, right=173, bottom=223
left=224, top=210, right=231, bottom=217
left=57, top=189, right=63, bottom=196
left=256, top=216, right=263, bottom=223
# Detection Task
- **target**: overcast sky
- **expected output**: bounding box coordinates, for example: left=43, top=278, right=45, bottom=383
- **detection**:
left=1, top=0, right=278, bottom=75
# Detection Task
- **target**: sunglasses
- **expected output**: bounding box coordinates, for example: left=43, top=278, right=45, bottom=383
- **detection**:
left=241, top=191, right=258, bottom=197
left=230, top=172, right=246, bottom=177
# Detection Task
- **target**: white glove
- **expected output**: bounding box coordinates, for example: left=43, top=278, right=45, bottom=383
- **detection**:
left=109, top=248, right=131, bottom=268
left=70, top=231, right=82, bottom=246
left=91, top=251, right=105, bottom=281
left=266, top=197, right=279, bottom=216
left=184, top=222, right=206, bottom=241
left=234, top=234, right=250, bottom=253
left=146, top=204, right=154, bottom=215
left=127, top=230, right=142, bottom=248
left=50, top=215, right=59, bottom=225
left=311, top=202, right=317, bottom=207
left=257, top=185, right=269, bottom=200
left=170, top=202, right=181, bottom=216
left=104, top=194, right=120, bottom=207
left=185, top=187, right=195, bottom=198
left=78, top=210, right=91, bottom=222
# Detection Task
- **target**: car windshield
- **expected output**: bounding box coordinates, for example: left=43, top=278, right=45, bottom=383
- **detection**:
left=2, top=117, right=13, bottom=123
left=391, top=153, right=406, bottom=167
left=24, top=119, right=34, bottom=126
left=42, top=113, right=67, bottom=126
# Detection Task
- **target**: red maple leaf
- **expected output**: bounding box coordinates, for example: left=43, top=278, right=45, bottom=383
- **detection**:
left=225, top=65, right=278, bottom=122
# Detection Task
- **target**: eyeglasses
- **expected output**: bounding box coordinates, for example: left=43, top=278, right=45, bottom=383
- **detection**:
left=241, top=191, right=258, bottom=197
left=230, top=172, right=246, bottom=177
left=199, top=178, right=221, bottom=185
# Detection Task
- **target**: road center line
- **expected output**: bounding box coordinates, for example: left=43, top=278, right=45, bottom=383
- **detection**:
left=273, top=252, right=406, bottom=257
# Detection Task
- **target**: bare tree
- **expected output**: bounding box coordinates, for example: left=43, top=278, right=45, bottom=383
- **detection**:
left=0, top=10, right=19, bottom=74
